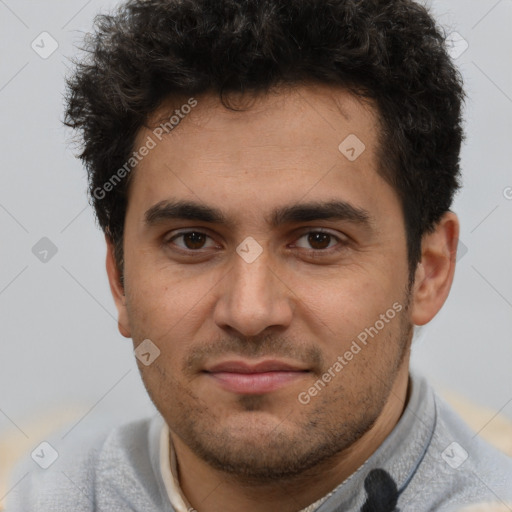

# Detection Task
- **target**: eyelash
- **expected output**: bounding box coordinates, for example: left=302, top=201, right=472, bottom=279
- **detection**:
left=165, top=229, right=349, bottom=257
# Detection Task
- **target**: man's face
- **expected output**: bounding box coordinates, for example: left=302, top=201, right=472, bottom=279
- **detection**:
left=116, top=84, right=414, bottom=480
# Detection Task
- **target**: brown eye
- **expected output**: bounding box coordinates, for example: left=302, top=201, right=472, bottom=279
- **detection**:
left=167, top=231, right=216, bottom=251
left=294, top=231, right=340, bottom=251
left=306, top=232, right=332, bottom=250
left=182, top=232, right=207, bottom=250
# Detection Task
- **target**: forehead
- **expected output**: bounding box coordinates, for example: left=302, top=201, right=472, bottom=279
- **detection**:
left=142, top=84, right=379, bottom=156
left=126, top=84, right=399, bottom=231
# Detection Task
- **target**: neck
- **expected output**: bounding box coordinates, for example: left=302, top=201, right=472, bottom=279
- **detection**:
left=170, top=366, right=411, bottom=512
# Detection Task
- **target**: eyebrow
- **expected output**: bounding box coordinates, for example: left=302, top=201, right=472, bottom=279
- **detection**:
left=144, top=199, right=374, bottom=230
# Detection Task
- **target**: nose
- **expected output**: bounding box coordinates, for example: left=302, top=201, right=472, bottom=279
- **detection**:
left=213, top=247, right=295, bottom=338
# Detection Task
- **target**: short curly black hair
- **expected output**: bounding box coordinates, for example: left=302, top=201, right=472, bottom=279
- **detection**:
left=64, top=0, right=465, bottom=284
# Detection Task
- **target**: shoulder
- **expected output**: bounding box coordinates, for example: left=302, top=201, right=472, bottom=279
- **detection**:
left=412, top=385, right=512, bottom=510
left=4, top=415, right=167, bottom=512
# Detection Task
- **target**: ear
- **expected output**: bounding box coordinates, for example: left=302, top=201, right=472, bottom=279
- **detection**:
left=411, top=212, right=460, bottom=326
left=105, top=235, right=131, bottom=338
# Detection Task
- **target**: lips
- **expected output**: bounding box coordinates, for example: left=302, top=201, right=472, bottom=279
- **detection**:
left=205, top=360, right=307, bottom=374
left=203, top=359, right=309, bottom=394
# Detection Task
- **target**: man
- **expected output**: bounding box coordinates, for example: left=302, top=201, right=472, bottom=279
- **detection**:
left=7, top=0, right=512, bottom=510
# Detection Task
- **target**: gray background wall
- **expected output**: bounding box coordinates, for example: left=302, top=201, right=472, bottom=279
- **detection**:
left=0, top=0, right=511, bottom=460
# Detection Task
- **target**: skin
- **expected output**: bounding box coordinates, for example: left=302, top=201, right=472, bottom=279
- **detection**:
left=105, top=83, right=459, bottom=512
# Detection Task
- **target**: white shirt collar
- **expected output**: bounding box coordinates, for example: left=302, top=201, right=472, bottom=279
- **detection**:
left=159, top=421, right=195, bottom=512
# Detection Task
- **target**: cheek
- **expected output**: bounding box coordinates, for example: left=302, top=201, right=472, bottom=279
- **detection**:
left=298, top=267, right=402, bottom=334
left=301, top=279, right=409, bottom=383
left=123, top=259, right=222, bottom=363
left=124, top=271, right=182, bottom=344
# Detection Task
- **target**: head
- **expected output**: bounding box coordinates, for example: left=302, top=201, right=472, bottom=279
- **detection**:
left=65, top=0, right=464, bottom=481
